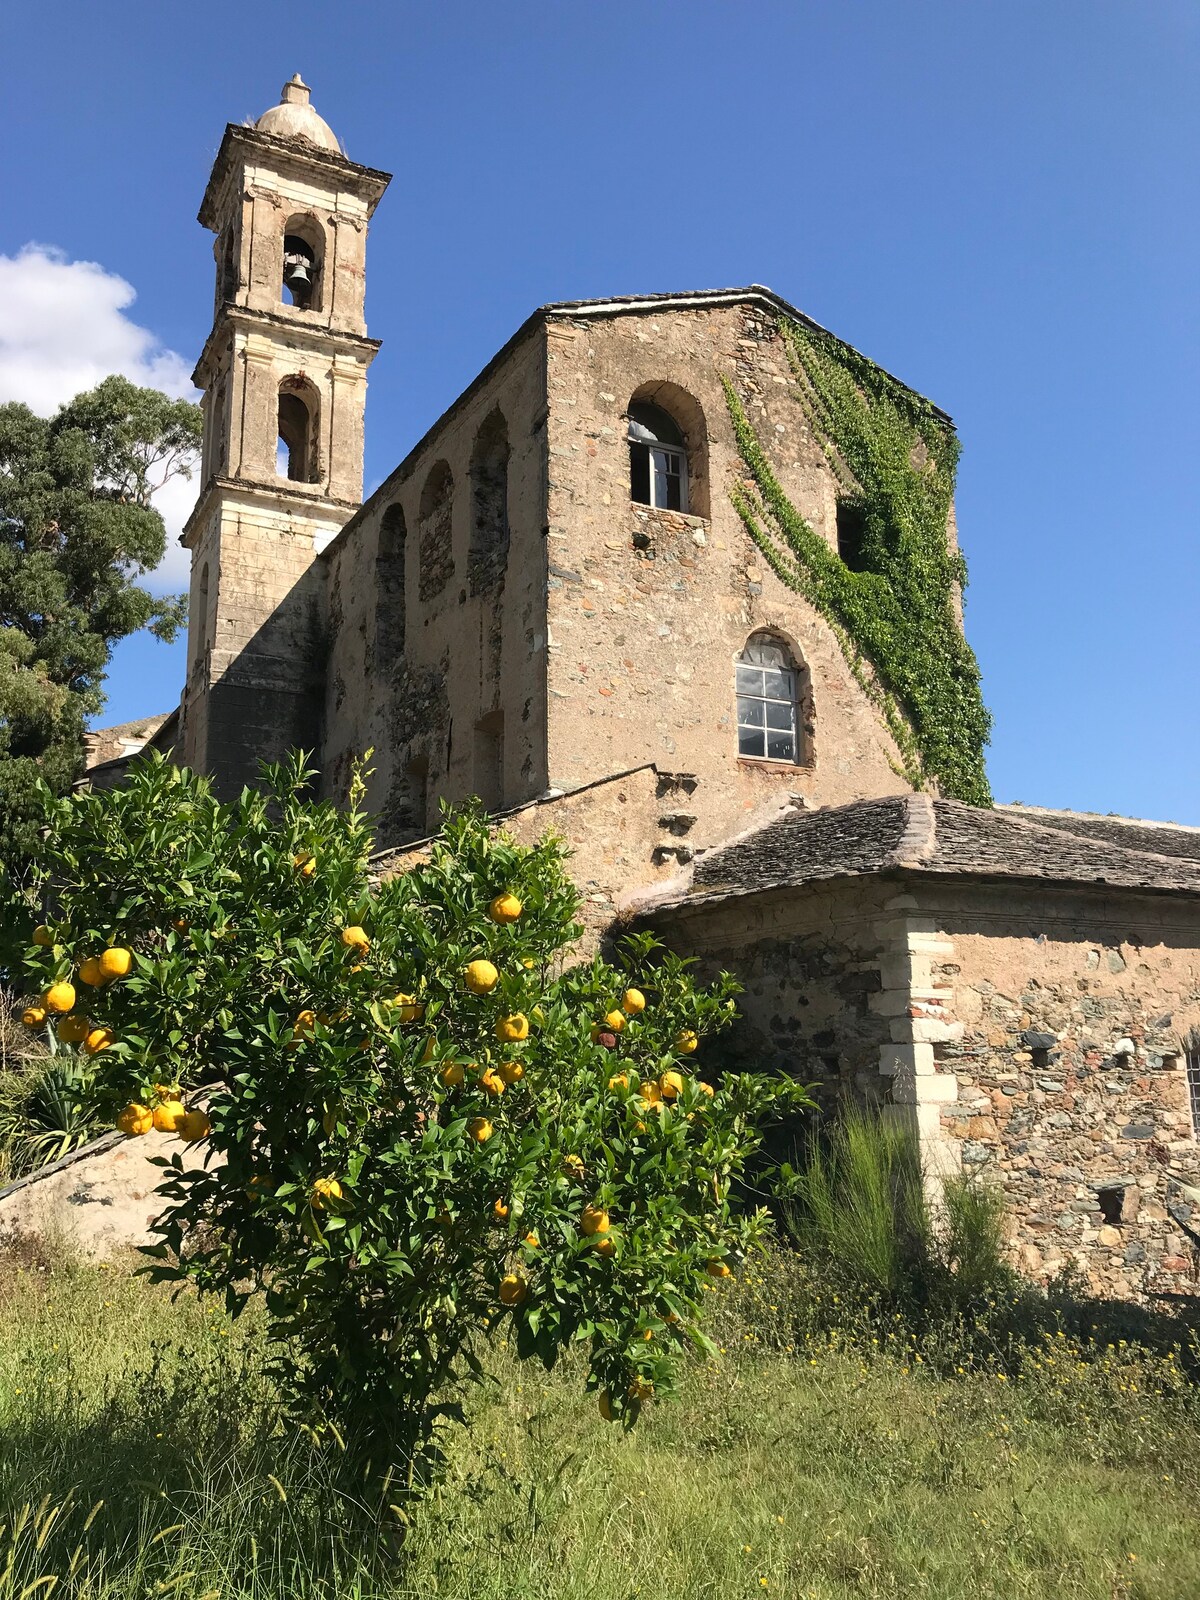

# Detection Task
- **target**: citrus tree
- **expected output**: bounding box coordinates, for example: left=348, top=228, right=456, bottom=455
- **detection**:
left=1, top=753, right=809, bottom=1478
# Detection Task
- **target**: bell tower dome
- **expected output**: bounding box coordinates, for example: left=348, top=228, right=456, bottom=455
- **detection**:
left=180, top=76, right=390, bottom=790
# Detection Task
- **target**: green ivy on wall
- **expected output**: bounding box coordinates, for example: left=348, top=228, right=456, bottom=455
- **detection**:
left=723, top=320, right=992, bottom=807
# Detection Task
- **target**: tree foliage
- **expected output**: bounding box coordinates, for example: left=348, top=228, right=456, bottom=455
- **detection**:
left=2, top=754, right=808, bottom=1485
left=0, top=375, right=201, bottom=863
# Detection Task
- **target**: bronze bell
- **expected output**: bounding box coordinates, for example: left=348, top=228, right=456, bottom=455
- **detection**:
left=283, top=257, right=312, bottom=296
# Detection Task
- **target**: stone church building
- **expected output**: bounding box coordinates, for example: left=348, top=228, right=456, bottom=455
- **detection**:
left=101, top=77, right=1200, bottom=1299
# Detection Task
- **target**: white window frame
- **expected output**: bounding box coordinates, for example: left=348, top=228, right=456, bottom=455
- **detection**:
left=628, top=408, right=688, bottom=513
left=644, top=443, right=687, bottom=512
left=736, top=639, right=800, bottom=763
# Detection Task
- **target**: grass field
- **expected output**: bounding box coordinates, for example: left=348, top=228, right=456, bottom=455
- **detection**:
left=1, top=1244, right=1198, bottom=1600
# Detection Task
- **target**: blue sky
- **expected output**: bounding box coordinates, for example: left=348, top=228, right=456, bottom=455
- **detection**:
left=2, top=1, right=1197, bottom=820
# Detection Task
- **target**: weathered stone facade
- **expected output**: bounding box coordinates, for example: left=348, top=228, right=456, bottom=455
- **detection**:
left=643, top=798, right=1200, bottom=1298
left=934, top=888, right=1200, bottom=1297
left=87, top=80, right=1200, bottom=1298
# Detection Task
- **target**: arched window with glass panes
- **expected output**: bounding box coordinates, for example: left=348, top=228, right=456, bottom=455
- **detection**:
left=736, top=632, right=803, bottom=762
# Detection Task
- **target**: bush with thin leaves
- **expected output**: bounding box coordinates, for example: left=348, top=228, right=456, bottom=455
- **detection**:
left=779, top=1104, right=1011, bottom=1318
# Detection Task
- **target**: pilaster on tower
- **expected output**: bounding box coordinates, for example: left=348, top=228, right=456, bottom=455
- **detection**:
left=179, top=75, right=390, bottom=792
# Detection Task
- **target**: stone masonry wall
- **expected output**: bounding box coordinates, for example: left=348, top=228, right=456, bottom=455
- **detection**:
left=921, top=882, right=1200, bottom=1299
left=644, top=877, right=905, bottom=1111
left=541, top=301, right=919, bottom=894
left=319, top=328, right=548, bottom=838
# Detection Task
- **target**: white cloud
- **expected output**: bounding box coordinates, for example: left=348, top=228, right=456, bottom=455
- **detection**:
left=0, top=244, right=198, bottom=594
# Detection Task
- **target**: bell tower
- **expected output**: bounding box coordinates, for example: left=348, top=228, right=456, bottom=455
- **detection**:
left=180, top=75, right=390, bottom=790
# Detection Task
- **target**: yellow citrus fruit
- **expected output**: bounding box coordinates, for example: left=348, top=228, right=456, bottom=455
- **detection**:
left=464, top=959, right=499, bottom=995
left=311, top=1176, right=343, bottom=1208
left=341, top=925, right=370, bottom=952
left=171, top=917, right=190, bottom=934
left=498, top=1059, right=524, bottom=1085
left=79, top=956, right=105, bottom=988
left=43, top=981, right=76, bottom=1014
left=495, top=1013, right=529, bottom=1043
left=628, top=1377, right=654, bottom=1402
left=498, top=1272, right=527, bottom=1307
left=467, top=1117, right=494, bottom=1143
left=21, top=1006, right=46, bottom=1028
left=581, top=1206, right=610, bottom=1236
left=152, top=1100, right=187, bottom=1134
left=116, top=1102, right=153, bottom=1137
left=421, top=1037, right=438, bottom=1063
left=493, top=1197, right=509, bottom=1220
left=521, top=957, right=535, bottom=970
left=178, top=1109, right=211, bottom=1142
left=32, top=925, right=54, bottom=947
left=562, top=1154, right=585, bottom=1180
left=698, top=1081, right=715, bottom=1097
left=607, top=1072, right=629, bottom=1091
left=676, top=1030, right=699, bottom=1055
left=56, top=1014, right=90, bottom=1045
left=480, top=1067, right=505, bottom=1097
left=440, top=1061, right=465, bottom=1088
left=390, top=993, right=424, bottom=1023
left=293, top=1009, right=317, bottom=1038
left=638, top=1081, right=662, bottom=1107
left=489, top=893, right=523, bottom=924
left=603, top=1010, right=626, bottom=1032
left=660, top=1070, right=685, bottom=1101
left=621, top=988, right=646, bottom=1015
left=523, top=1232, right=540, bottom=1249
left=705, top=1258, right=732, bottom=1280
left=84, top=1026, right=114, bottom=1055
left=598, top=1391, right=616, bottom=1422
left=595, top=1235, right=615, bottom=1257
left=99, top=948, right=132, bottom=981
left=292, top=851, right=316, bottom=876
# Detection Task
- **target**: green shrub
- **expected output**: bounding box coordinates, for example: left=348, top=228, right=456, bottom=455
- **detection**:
left=778, top=1104, right=1012, bottom=1320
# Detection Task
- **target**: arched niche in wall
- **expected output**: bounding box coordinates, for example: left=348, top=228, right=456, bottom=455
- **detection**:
left=468, top=408, right=510, bottom=595
left=375, top=501, right=408, bottom=670
left=417, top=460, right=455, bottom=603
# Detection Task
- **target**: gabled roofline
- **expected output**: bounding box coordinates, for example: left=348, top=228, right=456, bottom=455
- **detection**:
left=320, top=284, right=952, bottom=566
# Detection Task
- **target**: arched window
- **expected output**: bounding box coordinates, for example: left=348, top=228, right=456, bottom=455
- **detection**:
left=418, top=461, right=455, bottom=602
left=736, top=633, right=803, bottom=762
left=276, top=379, right=320, bottom=483
left=628, top=401, right=687, bottom=512
left=217, top=229, right=237, bottom=307
left=193, top=561, right=209, bottom=669
left=469, top=408, right=510, bottom=594
left=206, top=381, right=227, bottom=479
left=281, top=215, right=324, bottom=311
left=375, top=502, right=407, bottom=668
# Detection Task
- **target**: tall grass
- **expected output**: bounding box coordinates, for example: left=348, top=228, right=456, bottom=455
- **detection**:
left=1, top=1243, right=1199, bottom=1599
left=780, top=1105, right=1010, bottom=1318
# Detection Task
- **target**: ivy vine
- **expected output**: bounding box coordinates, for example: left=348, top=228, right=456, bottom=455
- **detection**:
left=723, top=320, right=992, bottom=806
